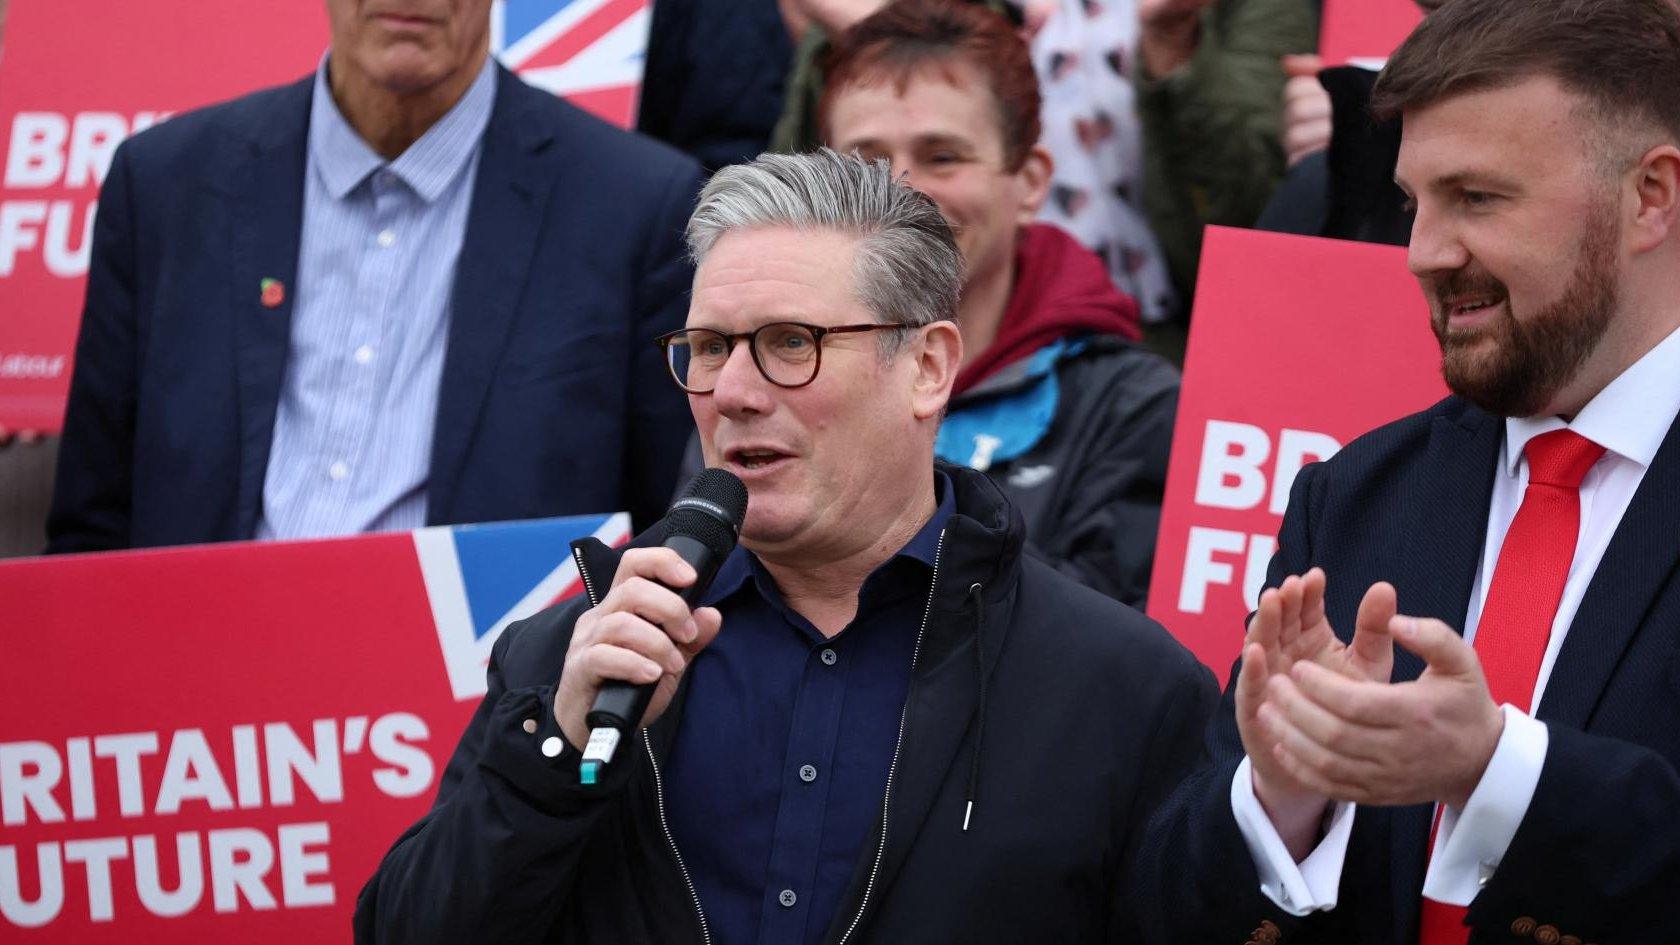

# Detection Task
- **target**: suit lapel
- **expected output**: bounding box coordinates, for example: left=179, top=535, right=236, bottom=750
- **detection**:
left=1537, top=409, right=1680, bottom=729
left=1388, top=401, right=1501, bottom=934
left=1395, top=403, right=1503, bottom=678
left=223, top=78, right=312, bottom=537
left=427, top=68, right=560, bottom=522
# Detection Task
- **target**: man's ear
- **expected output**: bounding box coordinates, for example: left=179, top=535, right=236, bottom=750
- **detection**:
left=1014, top=144, right=1054, bottom=226
left=1629, top=144, right=1680, bottom=255
left=911, top=320, right=963, bottom=421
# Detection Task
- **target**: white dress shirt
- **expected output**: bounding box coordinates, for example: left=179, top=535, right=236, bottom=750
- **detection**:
left=1232, top=323, right=1680, bottom=915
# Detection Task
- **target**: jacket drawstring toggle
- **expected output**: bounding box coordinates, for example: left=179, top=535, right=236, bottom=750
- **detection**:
left=964, top=582, right=987, bottom=832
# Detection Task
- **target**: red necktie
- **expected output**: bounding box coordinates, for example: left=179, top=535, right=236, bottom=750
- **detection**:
left=1417, top=429, right=1604, bottom=945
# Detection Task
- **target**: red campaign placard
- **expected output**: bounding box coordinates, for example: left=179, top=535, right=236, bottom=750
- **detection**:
left=1146, top=227, right=1448, bottom=680
left=1319, top=0, right=1422, bottom=66
left=0, top=0, right=650, bottom=432
left=0, top=512, right=630, bottom=942
left=0, top=1, right=329, bottom=431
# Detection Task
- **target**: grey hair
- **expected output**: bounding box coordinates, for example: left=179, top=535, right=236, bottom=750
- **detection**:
left=686, top=148, right=962, bottom=353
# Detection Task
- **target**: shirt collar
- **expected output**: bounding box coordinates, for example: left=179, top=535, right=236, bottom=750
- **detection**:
left=704, top=469, right=956, bottom=607
left=899, top=468, right=956, bottom=567
left=1503, top=323, right=1680, bottom=476
left=308, top=52, right=497, bottom=203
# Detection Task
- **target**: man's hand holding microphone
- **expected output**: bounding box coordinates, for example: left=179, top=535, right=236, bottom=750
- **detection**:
left=556, top=468, right=748, bottom=782
left=554, top=548, right=724, bottom=754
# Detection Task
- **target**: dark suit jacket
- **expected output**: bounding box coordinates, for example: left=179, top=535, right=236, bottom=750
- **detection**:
left=1134, top=396, right=1680, bottom=945
left=46, top=66, right=707, bottom=553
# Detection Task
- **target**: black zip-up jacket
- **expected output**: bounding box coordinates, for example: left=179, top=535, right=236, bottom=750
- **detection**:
left=951, top=337, right=1179, bottom=610
left=353, top=464, right=1218, bottom=944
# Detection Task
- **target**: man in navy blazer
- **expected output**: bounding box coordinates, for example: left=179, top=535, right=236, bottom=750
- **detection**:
left=46, top=0, right=706, bottom=553
left=1135, top=1, right=1680, bottom=943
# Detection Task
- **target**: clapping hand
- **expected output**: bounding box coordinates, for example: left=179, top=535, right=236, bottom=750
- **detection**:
left=1236, top=568, right=1506, bottom=857
left=1235, top=569, right=1397, bottom=852
left=1261, top=614, right=1504, bottom=811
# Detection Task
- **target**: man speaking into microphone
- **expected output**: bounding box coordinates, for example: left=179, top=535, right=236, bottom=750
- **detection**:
left=354, top=149, right=1215, bottom=945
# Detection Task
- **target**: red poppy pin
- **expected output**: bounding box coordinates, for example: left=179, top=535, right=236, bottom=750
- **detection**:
left=260, top=278, right=285, bottom=308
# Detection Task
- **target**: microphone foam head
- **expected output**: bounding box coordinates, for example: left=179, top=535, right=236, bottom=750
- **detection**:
left=674, top=468, right=749, bottom=529
left=666, top=468, right=749, bottom=562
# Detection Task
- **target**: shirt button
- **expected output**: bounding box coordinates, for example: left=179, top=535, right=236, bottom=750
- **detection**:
left=820, top=648, right=837, bottom=666
left=328, top=461, right=349, bottom=481
left=377, top=229, right=396, bottom=248
left=798, top=764, right=817, bottom=783
left=354, top=344, right=374, bottom=365
left=521, top=719, right=538, bottom=734
left=778, top=889, right=797, bottom=908
left=541, top=736, right=563, bottom=758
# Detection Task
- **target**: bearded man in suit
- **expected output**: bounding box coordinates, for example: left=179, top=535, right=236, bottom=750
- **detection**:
left=1135, top=1, right=1680, bottom=943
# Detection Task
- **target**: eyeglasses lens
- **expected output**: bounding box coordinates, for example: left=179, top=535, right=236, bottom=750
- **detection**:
left=667, top=325, right=821, bottom=391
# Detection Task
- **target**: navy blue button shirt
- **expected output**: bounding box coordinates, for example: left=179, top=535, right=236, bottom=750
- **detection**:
left=663, top=472, right=955, bottom=945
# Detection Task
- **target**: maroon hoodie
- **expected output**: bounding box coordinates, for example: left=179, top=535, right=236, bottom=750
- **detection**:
left=952, top=223, right=1142, bottom=396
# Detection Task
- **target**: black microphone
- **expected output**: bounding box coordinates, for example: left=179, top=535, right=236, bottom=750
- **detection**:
left=579, top=468, right=748, bottom=783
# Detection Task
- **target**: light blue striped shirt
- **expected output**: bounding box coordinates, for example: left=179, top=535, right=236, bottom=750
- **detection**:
left=256, top=55, right=495, bottom=541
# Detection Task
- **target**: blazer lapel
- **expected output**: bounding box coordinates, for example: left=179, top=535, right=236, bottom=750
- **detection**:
left=223, top=78, right=312, bottom=537
left=1395, top=402, right=1503, bottom=677
left=427, top=68, right=560, bottom=522
left=1537, top=409, right=1680, bottom=729
left=1388, top=400, right=1501, bottom=935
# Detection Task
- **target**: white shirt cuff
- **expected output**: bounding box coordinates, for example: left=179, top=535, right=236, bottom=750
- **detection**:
left=1421, top=705, right=1549, bottom=905
left=1230, top=755, right=1355, bottom=915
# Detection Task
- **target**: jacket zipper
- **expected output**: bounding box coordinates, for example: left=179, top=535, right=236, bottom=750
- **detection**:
left=835, top=527, right=947, bottom=945
left=572, top=546, right=602, bottom=608
left=571, top=546, right=712, bottom=945
left=645, top=733, right=712, bottom=945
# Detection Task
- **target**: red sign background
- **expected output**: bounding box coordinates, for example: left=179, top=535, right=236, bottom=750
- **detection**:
left=0, top=1, right=331, bottom=431
left=1319, top=0, right=1422, bottom=65
left=1147, top=227, right=1448, bottom=679
left=0, top=512, right=624, bottom=942
left=0, top=0, right=646, bottom=432
left=1, top=536, right=461, bottom=941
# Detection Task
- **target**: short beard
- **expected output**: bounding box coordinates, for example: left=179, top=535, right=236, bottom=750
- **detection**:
left=1429, top=207, right=1620, bottom=418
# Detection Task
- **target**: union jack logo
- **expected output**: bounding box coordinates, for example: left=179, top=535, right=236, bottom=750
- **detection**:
left=416, top=512, right=632, bottom=701
left=492, top=0, right=651, bottom=127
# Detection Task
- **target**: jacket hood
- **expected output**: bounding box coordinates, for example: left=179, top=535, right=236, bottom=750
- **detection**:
left=953, top=223, right=1141, bottom=397
left=933, top=460, right=1024, bottom=596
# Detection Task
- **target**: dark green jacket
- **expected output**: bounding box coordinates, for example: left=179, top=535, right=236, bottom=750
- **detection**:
left=1137, top=0, right=1317, bottom=306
